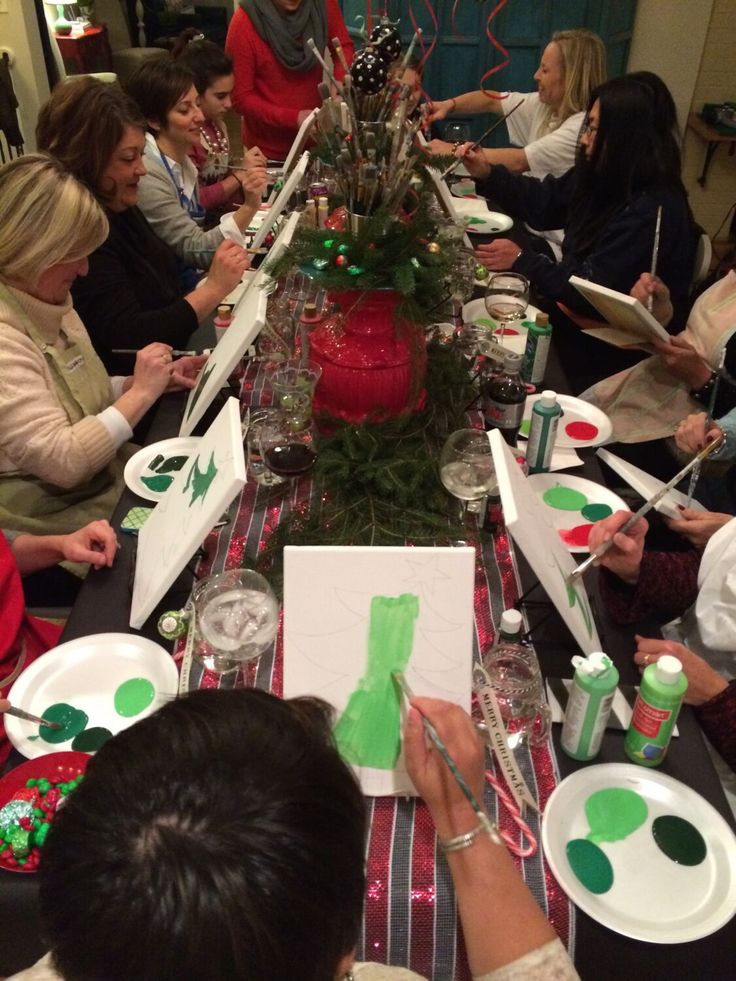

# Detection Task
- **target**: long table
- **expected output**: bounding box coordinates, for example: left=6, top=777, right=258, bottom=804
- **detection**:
left=1, top=333, right=735, bottom=981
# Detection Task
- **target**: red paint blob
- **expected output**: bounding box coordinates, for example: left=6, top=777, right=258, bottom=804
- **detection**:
left=565, top=421, right=598, bottom=441
left=493, top=328, right=519, bottom=336
left=559, top=524, right=593, bottom=547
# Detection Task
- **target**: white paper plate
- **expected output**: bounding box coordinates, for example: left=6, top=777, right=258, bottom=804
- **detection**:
left=521, top=394, right=612, bottom=448
left=124, top=437, right=200, bottom=502
left=527, top=474, right=628, bottom=553
left=462, top=297, right=540, bottom=356
left=451, top=180, right=481, bottom=199
left=542, top=764, right=736, bottom=943
left=464, top=210, right=513, bottom=235
left=6, top=634, right=178, bottom=759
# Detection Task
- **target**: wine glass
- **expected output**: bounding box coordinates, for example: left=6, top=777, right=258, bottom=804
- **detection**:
left=260, top=413, right=318, bottom=484
left=192, top=569, right=279, bottom=680
left=484, top=273, right=530, bottom=343
left=439, top=429, right=498, bottom=531
left=444, top=121, right=471, bottom=147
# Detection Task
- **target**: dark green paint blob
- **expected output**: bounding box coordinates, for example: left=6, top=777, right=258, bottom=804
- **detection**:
left=652, top=815, right=707, bottom=866
left=566, top=838, right=614, bottom=894
left=581, top=503, right=613, bottom=521
left=148, top=454, right=164, bottom=471
left=519, top=419, right=531, bottom=438
left=114, top=678, right=155, bottom=717
left=185, top=362, right=216, bottom=420
left=39, top=703, right=88, bottom=744
left=71, top=727, right=113, bottom=752
left=543, top=486, right=588, bottom=511
left=141, top=474, right=173, bottom=493
left=585, top=788, right=649, bottom=844
left=156, top=454, right=188, bottom=474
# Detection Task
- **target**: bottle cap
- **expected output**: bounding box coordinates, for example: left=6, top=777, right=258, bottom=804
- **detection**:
left=571, top=651, right=613, bottom=677
left=216, top=305, right=231, bottom=319
left=503, top=352, right=522, bottom=372
left=540, top=390, right=558, bottom=407
left=499, top=608, right=522, bottom=636
left=535, top=312, right=550, bottom=327
left=654, top=654, right=683, bottom=684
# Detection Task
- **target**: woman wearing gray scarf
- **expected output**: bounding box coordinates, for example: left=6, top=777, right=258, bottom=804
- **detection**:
left=226, top=0, right=354, bottom=161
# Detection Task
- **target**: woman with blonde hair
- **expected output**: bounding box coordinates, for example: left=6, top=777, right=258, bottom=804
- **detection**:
left=0, top=154, right=204, bottom=540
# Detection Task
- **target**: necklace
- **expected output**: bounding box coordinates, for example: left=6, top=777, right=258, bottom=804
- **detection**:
left=199, top=120, right=229, bottom=156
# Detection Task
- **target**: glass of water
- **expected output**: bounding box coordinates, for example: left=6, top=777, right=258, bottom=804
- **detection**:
left=439, top=428, right=498, bottom=528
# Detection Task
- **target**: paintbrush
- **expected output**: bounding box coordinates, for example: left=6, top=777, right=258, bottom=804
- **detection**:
left=440, top=100, right=525, bottom=181
left=4, top=705, right=63, bottom=730
left=569, top=432, right=726, bottom=582
left=647, top=206, right=663, bottom=313
left=393, top=672, right=502, bottom=845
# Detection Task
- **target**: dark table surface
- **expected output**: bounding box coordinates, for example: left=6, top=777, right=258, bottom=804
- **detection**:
left=2, top=290, right=735, bottom=980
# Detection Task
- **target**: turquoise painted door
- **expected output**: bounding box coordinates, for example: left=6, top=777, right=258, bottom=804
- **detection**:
left=339, top=1, right=637, bottom=143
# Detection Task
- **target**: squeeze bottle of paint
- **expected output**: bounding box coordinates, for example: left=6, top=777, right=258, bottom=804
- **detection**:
left=526, top=391, right=561, bottom=475
left=521, top=312, right=553, bottom=385
left=625, top=655, right=687, bottom=767
left=214, top=305, right=232, bottom=343
left=561, top=652, right=619, bottom=761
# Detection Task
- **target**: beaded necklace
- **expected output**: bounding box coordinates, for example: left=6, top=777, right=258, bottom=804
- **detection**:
left=199, top=120, right=230, bottom=181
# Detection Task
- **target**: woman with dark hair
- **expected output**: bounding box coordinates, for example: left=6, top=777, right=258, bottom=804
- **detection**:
left=174, top=32, right=267, bottom=220
left=226, top=0, right=354, bottom=163
left=125, top=59, right=268, bottom=273
left=37, top=77, right=251, bottom=373
left=462, top=74, right=696, bottom=388
left=10, top=689, right=577, bottom=980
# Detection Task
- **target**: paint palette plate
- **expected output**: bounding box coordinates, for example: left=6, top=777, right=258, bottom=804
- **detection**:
left=6, top=634, right=178, bottom=760
left=520, top=394, right=612, bottom=448
left=124, top=437, right=201, bottom=502
left=0, top=752, right=89, bottom=873
left=542, top=764, right=736, bottom=943
left=462, top=297, right=540, bottom=356
left=463, top=210, right=513, bottom=236
left=527, top=474, right=628, bottom=553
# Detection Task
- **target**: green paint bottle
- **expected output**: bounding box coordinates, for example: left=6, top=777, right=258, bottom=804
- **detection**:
left=625, top=655, right=687, bottom=767
left=526, top=391, right=561, bottom=474
left=561, top=652, right=619, bottom=761
left=521, top=312, right=553, bottom=385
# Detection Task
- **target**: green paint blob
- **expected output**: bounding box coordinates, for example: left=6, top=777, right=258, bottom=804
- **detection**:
left=141, top=474, right=173, bottom=493
left=183, top=451, right=218, bottom=507
left=566, top=838, right=614, bottom=894
left=585, top=788, right=649, bottom=844
left=543, top=486, right=588, bottom=511
left=114, top=678, right=155, bottom=717
left=581, top=503, right=613, bottom=521
left=334, top=594, right=420, bottom=770
left=652, top=815, right=707, bottom=866
left=71, top=727, right=113, bottom=752
left=519, top=419, right=531, bottom=437
left=149, top=454, right=164, bottom=471
left=156, top=454, right=188, bottom=474
left=39, top=703, right=88, bottom=744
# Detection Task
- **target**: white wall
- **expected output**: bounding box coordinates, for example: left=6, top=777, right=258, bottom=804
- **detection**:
left=0, top=0, right=51, bottom=152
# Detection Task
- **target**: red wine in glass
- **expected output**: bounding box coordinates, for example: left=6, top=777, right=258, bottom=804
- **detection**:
left=264, top=443, right=317, bottom=478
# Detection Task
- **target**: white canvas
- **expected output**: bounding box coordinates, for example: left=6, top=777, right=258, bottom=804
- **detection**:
left=596, top=448, right=707, bottom=520
left=426, top=164, right=474, bottom=250
left=489, top=429, right=602, bottom=654
left=251, top=151, right=310, bottom=251
left=130, top=397, right=246, bottom=629
left=179, top=212, right=301, bottom=437
left=267, top=108, right=318, bottom=203
left=569, top=275, right=670, bottom=344
left=283, top=545, right=475, bottom=796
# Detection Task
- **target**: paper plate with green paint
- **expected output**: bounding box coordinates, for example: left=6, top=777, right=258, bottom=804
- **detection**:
left=6, top=634, right=178, bottom=759
left=542, top=764, right=736, bottom=943
left=527, top=474, right=628, bottom=554
left=124, top=437, right=201, bottom=503
left=463, top=210, right=513, bottom=235
left=521, top=393, right=612, bottom=449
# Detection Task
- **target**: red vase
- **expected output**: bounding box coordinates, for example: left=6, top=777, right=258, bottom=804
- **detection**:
left=309, top=289, right=427, bottom=424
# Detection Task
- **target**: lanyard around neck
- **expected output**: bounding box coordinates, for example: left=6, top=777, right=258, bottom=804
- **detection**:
left=157, top=146, right=205, bottom=222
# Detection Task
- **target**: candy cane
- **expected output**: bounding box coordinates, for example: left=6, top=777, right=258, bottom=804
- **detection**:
left=485, top=768, right=538, bottom=858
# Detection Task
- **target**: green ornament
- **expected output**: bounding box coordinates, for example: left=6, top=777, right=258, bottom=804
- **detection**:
left=474, top=264, right=489, bottom=280
left=337, top=243, right=349, bottom=254
left=312, top=257, right=329, bottom=270
left=410, top=257, right=421, bottom=269
left=323, top=239, right=335, bottom=249
left=347, top=265, right=365, bottom=276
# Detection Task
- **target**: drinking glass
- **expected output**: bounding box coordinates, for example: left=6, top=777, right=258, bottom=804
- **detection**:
left=191, top=569, right=279, bottom=677
left=259, top=413, right=318, bottom=484
left=439, top=429, right=498, bottom=525
left=444, top=121, right=471, bottom=146
left=484, top=273, right=530, bottom=342
left=482, top=644, right=551, bottom=747
left=266, top=358, right=322, bottom=427
left=244, top=408, right=286, bottom=487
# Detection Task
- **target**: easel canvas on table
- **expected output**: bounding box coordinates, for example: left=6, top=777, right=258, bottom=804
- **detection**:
left=267, top=109, right=318, bottom=204
left=179, top=211, right=301, bottom=438
left=489, top=429, right=602, bottom=654
left=283, top=545, right=475, bottom=796
left=251, top=151, right=310, bottom=251
left=130, top=397, right=246, bottom=629
left=424, top=155, right=473, bottom=250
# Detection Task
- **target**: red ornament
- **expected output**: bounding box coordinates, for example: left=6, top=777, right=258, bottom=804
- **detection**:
left=335, top=254, right=350, bottom=267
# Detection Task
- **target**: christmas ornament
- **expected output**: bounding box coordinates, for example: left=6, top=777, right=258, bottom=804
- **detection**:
left=337, top=243, right=349, bottom=254
left=427, top=242, right=441, bottom=254
left=410, top=257, right=421, bottom=268
left=474, top=263, right=489, bottom=280
left=370, top=22, right=402, bottom=63
left=323, top=239, right=335, bottom=249
left=352, top=48, right=389, bottom=94
left=347, top=265, right=365, bottom=275
left=335, top=254, right=350, bottom=267
left=157, top=609, right=188, bottom=641
left=312, top=257, right=329, bottom=270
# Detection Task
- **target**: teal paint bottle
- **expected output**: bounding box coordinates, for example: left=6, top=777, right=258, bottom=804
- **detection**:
left=561, top=652, right=619, bottom=761
left=521, top=312, right=553, bottom=385
left=526, top=391, right=561, bottom=474
left=625, top=655, right=688, bottom=767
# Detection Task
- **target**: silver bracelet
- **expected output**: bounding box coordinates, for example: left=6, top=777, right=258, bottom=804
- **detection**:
left=439, top=819, right=500, bottom=852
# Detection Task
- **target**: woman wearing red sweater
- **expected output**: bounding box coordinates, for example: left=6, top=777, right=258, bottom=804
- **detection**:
left=226, top=0, right=354, bottom=162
